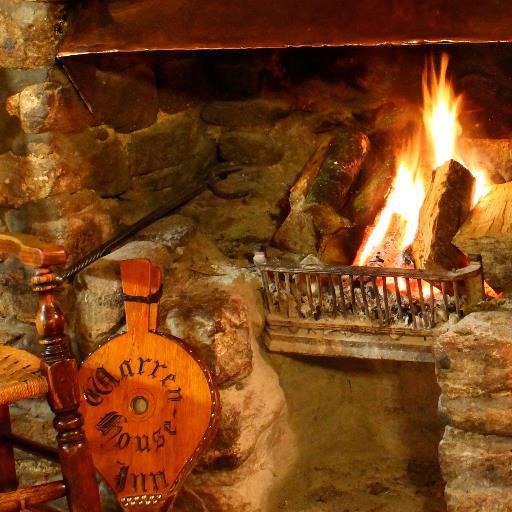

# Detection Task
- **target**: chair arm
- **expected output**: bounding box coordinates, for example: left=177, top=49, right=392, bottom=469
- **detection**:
left=0, top=233, right=66, bottom=268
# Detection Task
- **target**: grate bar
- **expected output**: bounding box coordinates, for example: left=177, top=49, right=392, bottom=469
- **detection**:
left=255, top=254, right=484, bottom=333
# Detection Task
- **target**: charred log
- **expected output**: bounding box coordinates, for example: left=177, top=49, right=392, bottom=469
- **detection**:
left=289, top=135, right=335, bottom=207
left=318, top=226, right=366, bottom=265
left=272, top=209, right=318, bottom=254
left=303, top=128, right=370, bottom=234
left=341, top=137, right=396, bottom=227
left=273, top=135, right=334, bottom=254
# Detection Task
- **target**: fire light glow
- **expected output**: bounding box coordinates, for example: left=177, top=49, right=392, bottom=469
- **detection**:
left=422, top=53, right=462, bottom=170
left=423, top=53, right=490, bottom=206
left=354, top=138, right=424, bottom=266
left=355, top=52, right=491, bottom=268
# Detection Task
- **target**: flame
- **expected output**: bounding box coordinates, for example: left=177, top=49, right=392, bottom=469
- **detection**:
left=355, top=52, right=491, bottom=285
left=355, top=137, right=425, bottom=266
left=423, top=53, right=490, bottom=206
left=422, top=54, right=462, bottom=169
left=458, top=153, right=490, bottom=207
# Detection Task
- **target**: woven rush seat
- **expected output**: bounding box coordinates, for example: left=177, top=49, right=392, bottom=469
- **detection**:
left=0, top=345, right=48, bottom=406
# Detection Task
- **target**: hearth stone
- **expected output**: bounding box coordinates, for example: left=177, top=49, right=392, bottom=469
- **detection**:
left=435, top=311, right=512, bottom=511
left=440, top=426, right=512, bottom=512
left=219, top=131, right=284, bottom=166
left=201, top=99, right=291, bottom=127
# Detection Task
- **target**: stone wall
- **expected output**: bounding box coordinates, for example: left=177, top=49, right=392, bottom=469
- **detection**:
left=435, top=311, right=512, bottom=512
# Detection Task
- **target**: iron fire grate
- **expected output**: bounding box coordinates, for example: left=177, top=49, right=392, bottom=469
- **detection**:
left=254, top=252, right=485, bottom=362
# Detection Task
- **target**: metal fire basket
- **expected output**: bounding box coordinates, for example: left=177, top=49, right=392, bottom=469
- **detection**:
left=254, top=251, right=485, bottom=362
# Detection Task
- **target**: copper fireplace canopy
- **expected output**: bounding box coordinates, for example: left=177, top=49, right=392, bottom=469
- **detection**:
left=58, top=0, right=512, bottom=110
left=59, top=0, right=512, bottom=58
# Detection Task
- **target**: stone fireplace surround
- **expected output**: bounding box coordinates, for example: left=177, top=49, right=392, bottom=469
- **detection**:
left=1, top=2, right=512, bottom=511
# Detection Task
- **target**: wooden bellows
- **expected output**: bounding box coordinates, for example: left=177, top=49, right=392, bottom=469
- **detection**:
left=79, top=259, right=220, bottom=511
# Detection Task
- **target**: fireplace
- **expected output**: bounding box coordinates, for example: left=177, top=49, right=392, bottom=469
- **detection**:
left=2, top=1, right=512, bottom=511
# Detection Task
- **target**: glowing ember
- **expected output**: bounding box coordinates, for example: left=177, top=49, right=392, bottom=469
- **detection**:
left=354, top=137, right=425, bottom=266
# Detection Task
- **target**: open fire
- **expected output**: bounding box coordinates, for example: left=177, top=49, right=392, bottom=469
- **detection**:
left=259, top=51, right=497, bottom=349
left=355, top=53, right=491, bottom=272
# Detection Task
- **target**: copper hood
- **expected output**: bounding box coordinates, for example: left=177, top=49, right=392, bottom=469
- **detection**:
left=59, top=0, right=512, bottom=58
left=58, top=0, right=512, bottom=112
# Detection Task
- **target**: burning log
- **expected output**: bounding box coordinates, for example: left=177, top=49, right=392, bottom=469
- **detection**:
left=357, top=213, right=410, bottom=268
left=318, top=226, right=366, bottom=265
left=289, top=135, right=335, bottom=207
left=272, top=209, right=318, bottom=254
left=341, top=138, right=396, bottom=227
left=453, top=182, right=512, bottom=292
left=411, top=159, right=475, bottom=271
left=273, top=135, right=334, bottom=254
left=303, top=128, right=370, bottom=234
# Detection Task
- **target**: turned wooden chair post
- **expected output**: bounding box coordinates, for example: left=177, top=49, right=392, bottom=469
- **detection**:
left=33, top=267, right=101, bottom=512
left=0, top=404, right=17, bottom=491
left=0, top=233, right=101, bottom=512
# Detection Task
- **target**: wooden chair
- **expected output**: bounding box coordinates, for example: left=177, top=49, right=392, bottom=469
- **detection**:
left=0, top=233, right=101, bottom=512
left=78, top=258, right=221, bottom=510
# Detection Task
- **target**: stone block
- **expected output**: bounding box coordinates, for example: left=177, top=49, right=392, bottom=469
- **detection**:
left=5, top=189, right=119, bottom=263
left=0, top=257, right=36, bottom=324
left=219, top=131, right=284, bottom=166
left=0, top=68, right=50, bottom=97
left=0, top=1, right=65, bottom=68
left=89, top=55, right=159, bottom=133
left=445, top=487, right=512, bottom=512
left=27, top=128, right=130, bottom=198
left=441, top=426, right=512, bottom=489
left=0, top=153, right=26, bottom=207
left=441, top=426, right=512, bottom=512
left=136, top=215, right=198, bottom=249
left=201, top=99, right=291, bottom=127
left=5, top=189, right=105, bottom=229
left=434, top=311, right=512, bottom=436
left=0, top=149, right=74, bottom=207
left=132, top=137, right=216, bottom=192
left=126, top=111, right=206, bottom=176
left=119, top=137, right=216, bottom=225
left=34, top=208, right=117, bottom=265
left=50, top=128, right=130, bottom=197
left=0, top=126, right=130, bottom=207
left=177, top=344, right=288, bottom=511
left=75, top=240, right=176, bottom=357
left=156, top=57, right=212, bottom=114
left=166, top=287, right=253, bottom=387
left=7, top=81, right=93, bottom=134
